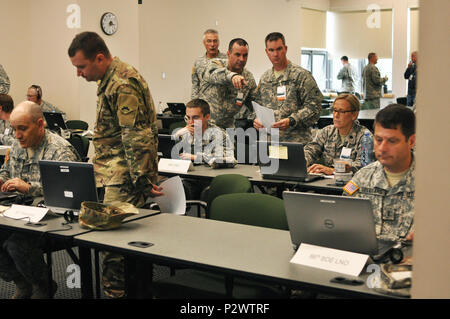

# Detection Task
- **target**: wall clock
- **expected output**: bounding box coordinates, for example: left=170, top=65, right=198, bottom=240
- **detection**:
left=101, top=12, right=118, bottom=36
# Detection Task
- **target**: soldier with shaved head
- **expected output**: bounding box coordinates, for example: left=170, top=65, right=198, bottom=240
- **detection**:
left=0, top=101, right=80, bottom=299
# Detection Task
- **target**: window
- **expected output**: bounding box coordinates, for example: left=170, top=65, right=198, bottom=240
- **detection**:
left=301, top=49, right=329, bottom=92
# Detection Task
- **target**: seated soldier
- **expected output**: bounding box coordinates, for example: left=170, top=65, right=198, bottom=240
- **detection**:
left=0, top=101, right=80, bottom=299
left=26, top=85, right=67, bottom=121
left=173, top=98, right=237, bottom=199
left=0, top=94, right=15, bottom=145
left=304, top=94, right=372, bottom=175
left=343, top=104, right=415, bottom=243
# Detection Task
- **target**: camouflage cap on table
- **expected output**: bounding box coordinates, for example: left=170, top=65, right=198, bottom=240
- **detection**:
left=78, top=201, right=139, bottom=230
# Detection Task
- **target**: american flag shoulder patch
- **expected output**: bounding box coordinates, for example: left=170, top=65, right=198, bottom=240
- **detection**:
left=343, top=180, right=359, bottom=195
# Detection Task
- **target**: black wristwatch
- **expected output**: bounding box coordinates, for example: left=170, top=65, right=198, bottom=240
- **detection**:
left=288, top=117, right=296, bottom=127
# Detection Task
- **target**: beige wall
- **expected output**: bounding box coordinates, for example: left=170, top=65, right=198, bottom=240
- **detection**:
left=411, top=0, right=450, bottom=299
left=138, top=0, right=303, bottom=107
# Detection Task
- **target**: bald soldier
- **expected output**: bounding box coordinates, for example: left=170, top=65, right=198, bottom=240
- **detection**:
left=0, top=101, right=79, bottom=299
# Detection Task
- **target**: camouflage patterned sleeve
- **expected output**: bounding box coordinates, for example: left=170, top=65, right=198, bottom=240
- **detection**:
left=199, top=128, right=237, bottom=169
left=115, top=84, right=157, bottom=188
left=191, top=62, right=201, bottom=99
left=0, top=64, right=10, bottom=94
left=336, top=67, right=348, bottom=80
left=203, top=59, right=237, bottom=86
left=0, top=133, right=15, bottom=146
left=0, top=152, right=11, bottom=183
left=369, top=66, right=386, bottom=86
left=303, top=126, right=328, bottom=166
left=290, top=73, right=323, bottom=129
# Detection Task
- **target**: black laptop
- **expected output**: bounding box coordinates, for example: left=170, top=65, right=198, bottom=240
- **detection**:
left=167, top=103, right=186, bottom=116
left=39, top=160, right=99, bottom=214
left=283, top=191, right=397, bottom=256
left=258, top=141, right=323, bottom=182
left=43, top=112, right=67, bottom=131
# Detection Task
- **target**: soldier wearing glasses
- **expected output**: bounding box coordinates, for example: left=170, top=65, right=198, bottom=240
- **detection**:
left=304, top=94, right=372, bottom=175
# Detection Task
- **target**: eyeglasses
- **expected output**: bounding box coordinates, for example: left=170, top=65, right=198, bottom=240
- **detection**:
left=26, top=95, right=37, bottom=98
left=184, top=115, right=202, bottom=122
left=331, top=107, right=355, bottom=114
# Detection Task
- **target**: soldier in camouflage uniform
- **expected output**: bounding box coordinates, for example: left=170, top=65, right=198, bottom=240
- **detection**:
left=254, top=32, right=323, bottom=144
left=0, top=101, right=80, bottom=299
left=0, top=94, right=15, bottom=145
left=174, top=99, right=237, bottom=199
left=26, top=85, right=67, bottom=121
left=191, top=29, right=227, bottom=99
left=305, top=94, right=372, bottom=175
left=362, top=53, right=388, bottom=109
left=343, top=104, right=415, bottom=242
left=200, top=38, right=257, bottom=129
left=0, top=64, right=10, bottom=94
left=69, top=31, right=162, bottom=298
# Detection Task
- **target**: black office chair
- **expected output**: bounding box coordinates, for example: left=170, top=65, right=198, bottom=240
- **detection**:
left=67, top=134, right=90, bottom=162
left=66, top=120, right=89, bottom=131
left=396, top=97, right=407, bottom=106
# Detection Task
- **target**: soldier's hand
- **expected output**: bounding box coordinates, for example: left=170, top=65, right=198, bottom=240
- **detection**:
left=150, top=184, right=163, bottom=197
left=180, top=153, right=196, bottom=161
left=272, top=118, right=290, bottom=130
left=1, top=178, right=30, bottom=194
left=307, top=164, right=334, bottom=176
left=253, top=119, right=264, bottom=129
left=231, top=75, right=247, bottom=90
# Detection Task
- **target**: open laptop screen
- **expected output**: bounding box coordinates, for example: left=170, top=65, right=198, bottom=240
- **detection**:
left=167, top=103, right=186, bottom=116
left=43, top=112, right=67, bottom=131
left=39, top=160, right=98, bottom=213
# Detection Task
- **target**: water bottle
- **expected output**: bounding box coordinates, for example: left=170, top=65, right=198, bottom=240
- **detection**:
left=361, top=132, right=374, bottom=167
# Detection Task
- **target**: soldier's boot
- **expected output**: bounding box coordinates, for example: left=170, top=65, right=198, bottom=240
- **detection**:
left=31, top=279, right=58, bottom=299
left=11, top=276, right=32, bottom=299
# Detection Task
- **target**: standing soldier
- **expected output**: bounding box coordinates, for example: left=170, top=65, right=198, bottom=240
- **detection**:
left=362, top=52, right=388, bottom=109
left=254, top=32, right=323, bottom=144
left=191, top=29, right=227, bottom=99
left=200, top=38, right=257, bottom=129
left=0, top=64, right=10, bottom=94
left=68, top=31, right=162, bottom=298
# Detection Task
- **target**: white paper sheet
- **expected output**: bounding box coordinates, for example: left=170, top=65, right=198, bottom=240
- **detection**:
left=152, top=176, right=186, bottom=215
left=2, top=204, right=49, bottom=223
left=252, top=102, right=275, bottom=129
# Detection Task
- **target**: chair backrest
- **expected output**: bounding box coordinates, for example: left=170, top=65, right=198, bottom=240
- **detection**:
left=66, top=120, right=89, bottom=131
left=68, top=134, right=90, bottom=162
left=396, top=97, right=407, bottom=105
left=169, top=121, right=186, bottom=134
left=206, top=174, right=252, bottom=218
left=210, top=193, right=288, bottom=230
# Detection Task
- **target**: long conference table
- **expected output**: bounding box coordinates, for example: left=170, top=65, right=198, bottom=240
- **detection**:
left=74, top=213, right=399, bottom=299
left=158, top=163, right=344, bottom=196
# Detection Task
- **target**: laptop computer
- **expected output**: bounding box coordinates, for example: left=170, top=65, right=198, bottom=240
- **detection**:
left=39, top=160, right=98, bottom=215
left=158, top=134, right=180, bottom=159
left=258, top=141, right=323, bottom=182
left=43, top=112, right=67, bottom=131
left=283, top=191, right=396, bottom=256
left=167, top=103, right=186, bottom=116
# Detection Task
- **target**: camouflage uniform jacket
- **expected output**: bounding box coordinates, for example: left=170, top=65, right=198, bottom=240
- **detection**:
left=191, top=51, right=227, bottom=99
left=337, top=63, right=356, bottom=93
left=0, top=120, right=15, bottom=145
left=40, top=100, right=67, bottom=122
left=200, top=58, right=257, bottom=129
left=344, top=157, right=415, bottom=241
left=304, top=121, right=372, bottom=173
left=362, top=64, right=386, bottom=100
left=0, top=129, right=80, bottom=197
left=94, top=57, right=158, bottom=191
left=0, top=64, right=10, bottom=94
left=255, top=61, right=323, bottom=144
left=176, top=122, right=237, bottom=169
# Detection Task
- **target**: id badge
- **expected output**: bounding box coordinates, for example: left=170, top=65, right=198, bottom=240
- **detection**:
left=340, top=147, right=352, bottom=159
left=277, top=86, right=286, bottom=101
left=236, top=92, right=244, bottom=107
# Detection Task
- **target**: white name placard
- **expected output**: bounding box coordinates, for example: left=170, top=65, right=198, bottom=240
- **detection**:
left=290, top=243, right=369, bottom=277
left=158, top=158, right=193, bottom=174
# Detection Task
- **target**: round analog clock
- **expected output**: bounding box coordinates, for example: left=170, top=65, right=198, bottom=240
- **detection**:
left=100, top=12, right=118, bottom=36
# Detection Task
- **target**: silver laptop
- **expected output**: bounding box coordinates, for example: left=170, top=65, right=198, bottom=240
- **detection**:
left=258, top=141, right=323, bottom=182
left=283, top=191, right=392, bottom=256
left=39, top=160, right=99, bottom=215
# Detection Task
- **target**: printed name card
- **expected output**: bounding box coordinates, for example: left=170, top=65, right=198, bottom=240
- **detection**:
left=290, top=243, right=369, bottom=277
left=158, top=158, right=193, bottom=174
